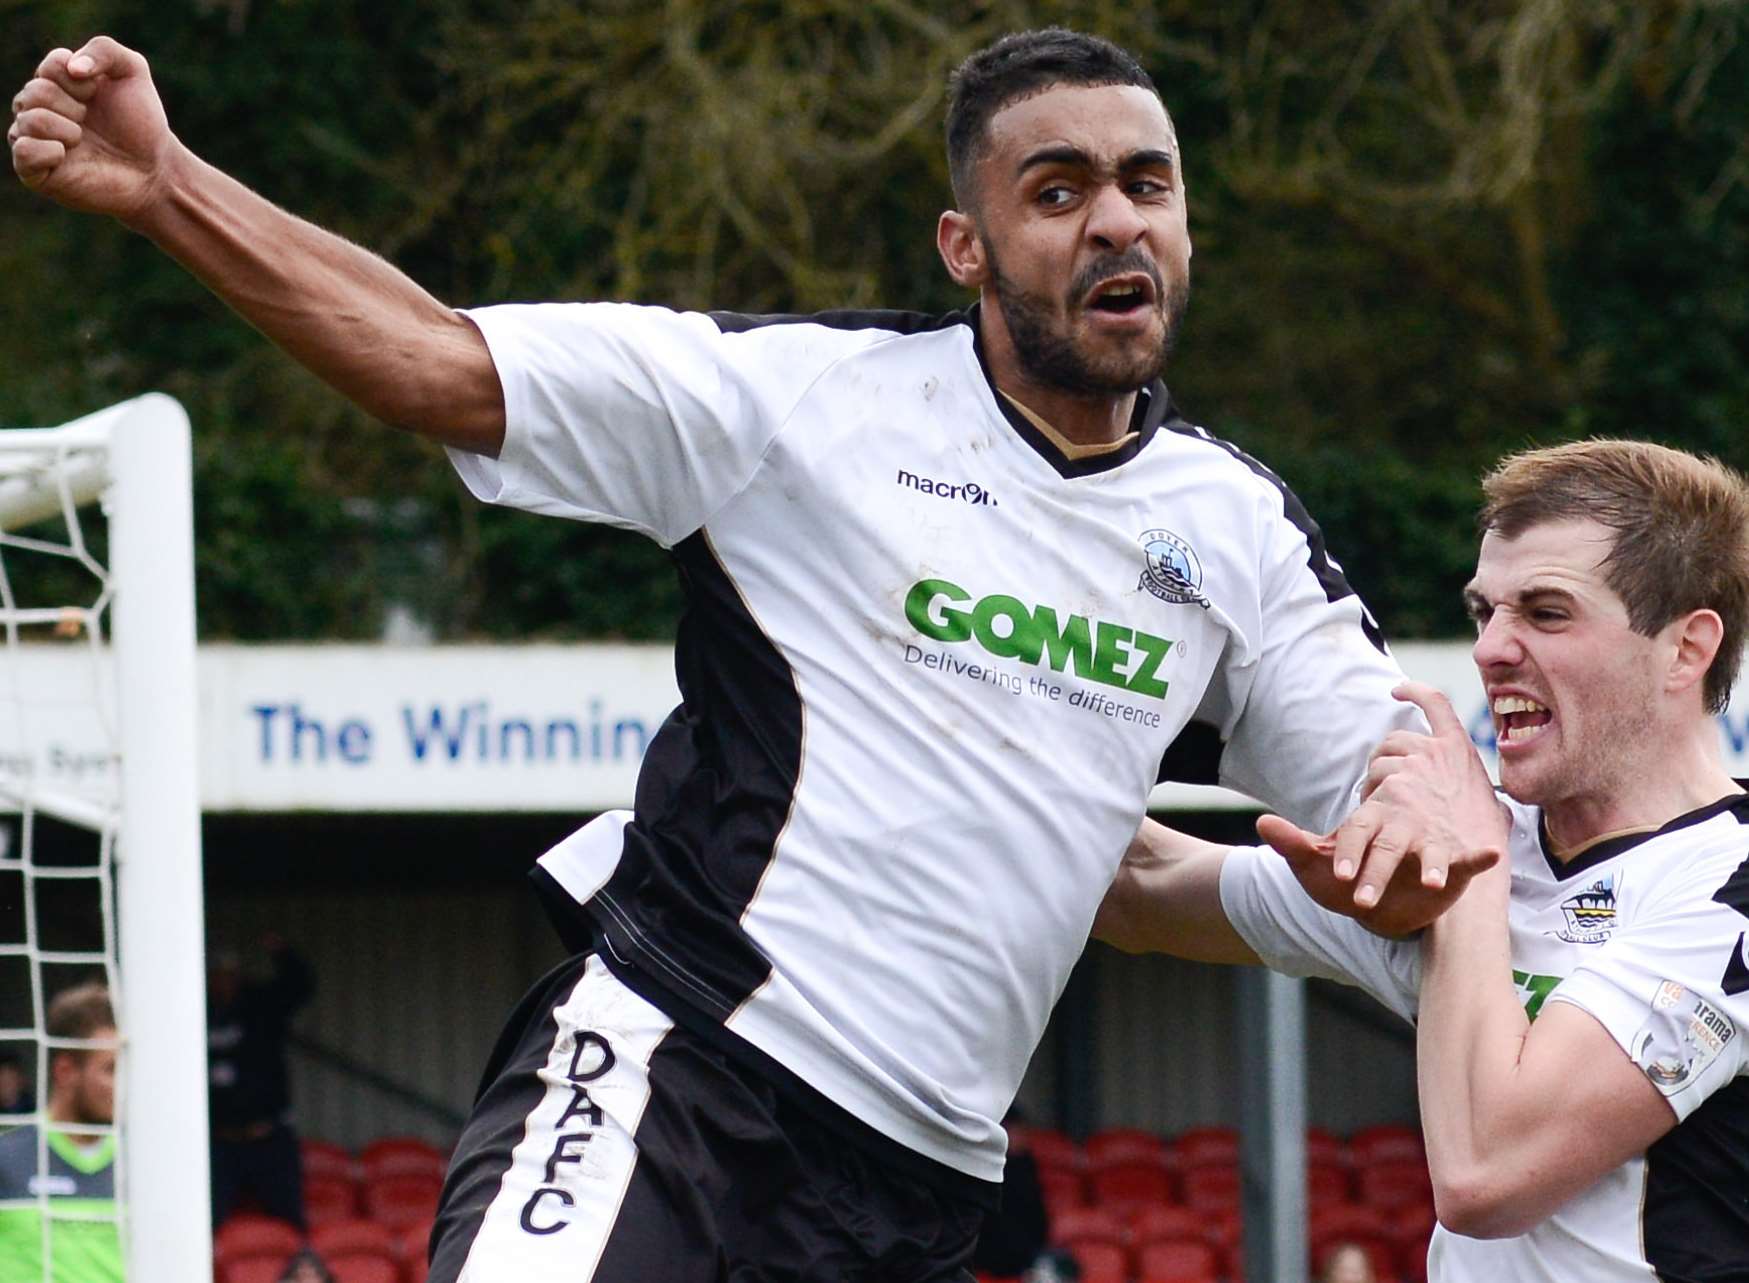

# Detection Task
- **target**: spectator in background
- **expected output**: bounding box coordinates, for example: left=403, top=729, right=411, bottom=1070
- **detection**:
left=0, top=981, right=122, bottom=1281
left=208, top=933, right=315, bottom=1228
left=276, top=1247, right=336, bottom=1283
left=0, top=1050, right=35, bottom=1119
left=1320, top=1241, right=1380, bottom=1283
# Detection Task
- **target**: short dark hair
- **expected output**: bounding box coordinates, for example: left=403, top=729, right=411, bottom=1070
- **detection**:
left=46, top=981, right=115, bottom=1060
left=945, top=28, right=1159, bottom=208
left=1480, top=439, right=1749, bottom=713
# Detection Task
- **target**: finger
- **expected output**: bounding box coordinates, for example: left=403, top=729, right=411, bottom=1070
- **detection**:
left=69, top=36, right=150, bottom=85
left=12, top=107, right=80, bottom=151
left=1368, top=730, right=1434, bottom=764
left=33, top=48, right=97, bottom=105
left=1352, top=818, right=1416, bottom=908
left=1361, top=753, right=1410, bottom=800
left=11, top=135, right=68, bottom=183
left=1442, top=845, right=1502, bottom=894
left=1330, top=804, right=1382, bottom=883
left=1393, top=680, right=1466, bottom=739
left=1255, top=813, right=1331, bottom=865
left=13, top=77, right=88, bottom=124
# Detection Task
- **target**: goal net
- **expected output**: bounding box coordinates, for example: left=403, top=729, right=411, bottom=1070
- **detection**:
left=0, top=395, right=210, bottom=1283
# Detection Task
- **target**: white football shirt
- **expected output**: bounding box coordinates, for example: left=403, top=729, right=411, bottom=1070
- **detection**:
left=451, top=301, right=1417, bottom=1185
left=1223, top=791, right=1749, bottom=1280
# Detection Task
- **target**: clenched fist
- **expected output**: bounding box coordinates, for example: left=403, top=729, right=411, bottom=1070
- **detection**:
left=9, top=36, right=178, bottom=225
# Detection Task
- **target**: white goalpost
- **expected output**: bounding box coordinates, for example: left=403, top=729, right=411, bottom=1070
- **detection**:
left=0, top=394, right=211, bottom=1283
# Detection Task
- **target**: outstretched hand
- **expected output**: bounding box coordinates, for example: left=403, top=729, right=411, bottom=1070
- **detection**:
left=1258, top=681, right=1507, bottom=936
left=10, top=37, right=177, bottom=223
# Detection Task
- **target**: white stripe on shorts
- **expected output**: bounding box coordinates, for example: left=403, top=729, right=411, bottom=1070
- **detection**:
left=457, top=956, right=675, bottom=1283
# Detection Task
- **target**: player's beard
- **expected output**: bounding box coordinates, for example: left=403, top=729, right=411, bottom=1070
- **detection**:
left=988, top=246, right=1188, bottom=396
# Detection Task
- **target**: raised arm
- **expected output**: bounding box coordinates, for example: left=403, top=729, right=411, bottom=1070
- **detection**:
left=1349, top=685, right=1676, bottom=1236
left=9, top=37, right=504, bottom=453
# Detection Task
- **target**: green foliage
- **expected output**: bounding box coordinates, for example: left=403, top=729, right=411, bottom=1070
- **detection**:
left=2, top=0, right=1745, bottom=641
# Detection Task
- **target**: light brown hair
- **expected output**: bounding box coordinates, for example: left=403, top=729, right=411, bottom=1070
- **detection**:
left=1480, top=439, right=1749, bottom=713
left=46, top=981, right=115, bottom=1059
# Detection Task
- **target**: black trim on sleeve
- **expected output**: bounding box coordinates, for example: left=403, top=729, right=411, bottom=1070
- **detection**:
left=1163, top=422, right=1387, bottom=654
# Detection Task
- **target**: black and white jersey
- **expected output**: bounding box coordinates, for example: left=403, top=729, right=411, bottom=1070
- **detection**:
left=1222, top=792, right=1749, bottom=1281
left=450, top=302, right=1415, bottom=1185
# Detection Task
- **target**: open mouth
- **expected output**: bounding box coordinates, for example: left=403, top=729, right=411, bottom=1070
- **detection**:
left=1085, top=275, right=1155, bottom=315
left=1493, top=694, right=1552, bottom=745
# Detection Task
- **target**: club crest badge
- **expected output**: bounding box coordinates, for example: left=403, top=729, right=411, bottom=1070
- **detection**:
left=1138, top=529, right=1209, bottom=608
left=1631, top=979, right=1735, bottom=1095
left=1557, top=874, right=1618, bottom=944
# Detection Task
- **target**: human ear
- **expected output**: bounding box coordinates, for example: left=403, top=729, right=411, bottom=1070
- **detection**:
left=1667, top=609, right=1724, bottom=697
left=937, top=210, right=989, bottom=289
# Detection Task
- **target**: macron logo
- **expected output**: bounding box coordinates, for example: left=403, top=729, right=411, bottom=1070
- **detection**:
left=896, top=468, right=998, bottom=507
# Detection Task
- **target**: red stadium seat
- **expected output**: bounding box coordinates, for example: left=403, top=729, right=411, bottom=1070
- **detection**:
left=1049, top=1204, right=1127, bottom=1248
left=359, top=1136, right=448, bottom=1182
left=1348, top=1123, right=1425, bottom=1166
left=1038, top=1164, right=1085, bottom=1215
left=1087, top=1157, right=1175, bottom=1211
left=1173, top=1126, right=1238, bottom=1168
left=1310, top=1202, right=1390, bottom=1243
left=311, top=1218, right=398, bottom=1258
left=1388, top=1200, right=1436, bottom=1279
left=215, top=1214, right=304, bottom=1266
left=1306, top=1126, right=1345, bottom=1167
left=1064, top=1239, right=1128, bottom=1283
left=1021, top=1126, right=1083, bottom=1174
left=1129, top=1203, right=1205, bottom=1244
left=1179, top=1163, right=1240, bottom=1210
left=1135, top=1237, right=1219, bottom=1282
left=399, top=1219, right=434, bottom=1283
left=301, top=1138, right=356, bottom=1182
left=326, top=1252, right=401, bottom=1283
left=1198, top=1204, right=1240, bottom=1252
left=363, top=1173, right=442, bottom=1231
left=303, top=1174, right=361, bottom=1227
left=1085, top=1126, right=1168, bottom=1166
left=1308, top=1160, right=1352, bottom=1208
left=1359, top=1157, right=1434, bottom=1211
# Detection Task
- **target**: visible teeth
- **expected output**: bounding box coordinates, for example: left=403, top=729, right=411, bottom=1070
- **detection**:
left=1101, top=284, right=1141, bottom=298
left=1491, top=695, right=1547, bottom=715
left=1502, top=724, right=1543, bottom=742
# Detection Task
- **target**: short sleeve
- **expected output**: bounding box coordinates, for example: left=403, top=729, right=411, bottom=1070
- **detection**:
left=1214, top=486, right=1423, bottom=833
left=1545, top=864, right=1749, bottom=1122
left=1219, top=845, right=1419, bottom=1021
left=447, top=303, right=843, bottom=548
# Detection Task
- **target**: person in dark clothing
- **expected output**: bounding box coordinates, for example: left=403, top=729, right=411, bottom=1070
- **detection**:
left=208, top=933, right=315, bottom=1228
left=970, top=1112, right=1050, bottom=1279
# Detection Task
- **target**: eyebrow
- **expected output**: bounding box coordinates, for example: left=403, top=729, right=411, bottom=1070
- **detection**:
left=1016, top=145, right=1176, bottom=178
left=1461, top=584, right=1579, bottom=616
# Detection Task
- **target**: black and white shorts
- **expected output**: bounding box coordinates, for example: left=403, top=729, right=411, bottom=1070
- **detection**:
left=426, top=952, right=985, bottom=1283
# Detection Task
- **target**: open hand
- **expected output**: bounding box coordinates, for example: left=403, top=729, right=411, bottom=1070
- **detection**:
left=1257, top=681, right=1507, bottom=935
left=10, top=37, right=177, bottom=223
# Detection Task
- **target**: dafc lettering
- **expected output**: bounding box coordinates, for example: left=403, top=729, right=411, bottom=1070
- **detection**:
left=895, top=468, right=997, bottom=507
left=519, top=1030, right=616, bottom=1236
left=904, top=578, right=1172, bottom=701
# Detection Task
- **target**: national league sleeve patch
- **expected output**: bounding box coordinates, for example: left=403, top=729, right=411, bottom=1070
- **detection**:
left=1629, top=979, right=1737, bottom=1094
